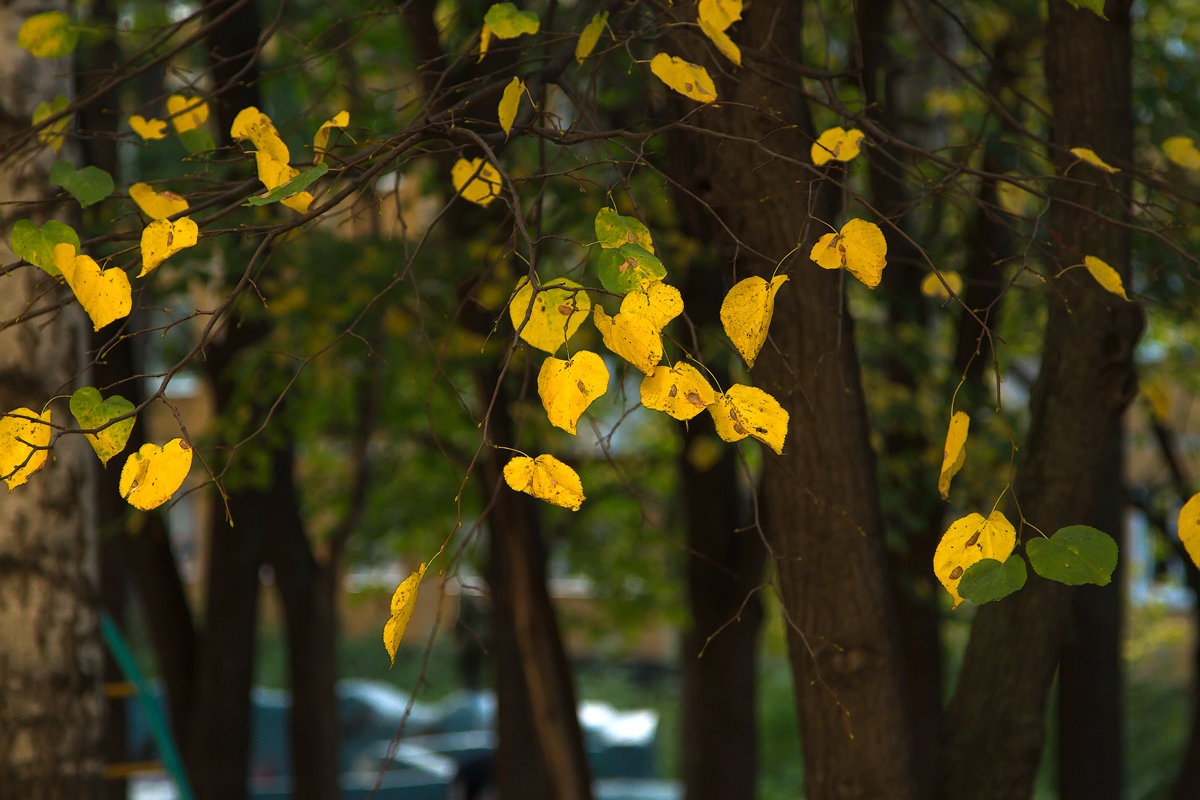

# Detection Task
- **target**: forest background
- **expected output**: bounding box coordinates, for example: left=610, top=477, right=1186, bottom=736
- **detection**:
left=3, top=0, right=1200, bottom=799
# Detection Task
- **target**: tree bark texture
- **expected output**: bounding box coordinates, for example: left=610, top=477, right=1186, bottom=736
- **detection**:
left=940, top=3, right=1141, bottom=799
left=0, top=5, right=103, bottom=797
left=675, top=1, right=919, bottom=796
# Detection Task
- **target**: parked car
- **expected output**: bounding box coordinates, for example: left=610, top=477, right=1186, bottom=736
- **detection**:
left=126, top=680, right=677, bottom=800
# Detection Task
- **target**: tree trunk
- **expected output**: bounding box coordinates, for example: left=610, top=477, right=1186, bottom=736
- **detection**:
left=940, top=3, right=1140, bottom=798
left=0, top=6, right=103, bottom=797
left=673, top=2, right=919, bottom=796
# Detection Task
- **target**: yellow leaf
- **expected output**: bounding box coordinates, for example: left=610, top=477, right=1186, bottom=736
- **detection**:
left=499, top=77, right=524, bottom=138
left=139, top=217, right=199, bottom=277
left=509, top=277, right=591, bottom=353
left=251, top=151, right=314, bottom=213
left=1142, top=381, right=1171, bottom=422
left=18, top=12, right=76, bottom=58
left=130, top=183, right=189, bottom=220
left=33, top=96, right=70, bottom=154
left=130, top=115, right=167, bottom=141
left=537, top=351, right=609, bottom=434
left=934, top=511, right=1016, bottom=608
left=451, top=157, right=503, bottom=207
left=996, top=173, right=1036, bottom=217
left=650, top=53, right=718, bottom=103
left=313, top=110, right=349, bottom=162
left=1163, top=136, right=1200, bottom=170
left=503, top=454, right=585, bottom=510
left=699, top=18, right=740, bottom=65
left=920, top=271, right=963, bottom=299
left=1069, top=146, right=1119, bottom=173
left=621, top=282, right=683, bottom=331
left=576, top=12, right=608, bottom=63
left=1179, top=493, right=1200, bottom=570
left=383, top=562, right=427, bottom=666
left=593, top=305, right=663, bottom=375
left=811, top=126, right=865, bottom=166
left=708, top=384, right=789, bottom=454
left=479, top=23, right=492, bottom=61
left=698, top=0, right=742, bottom=30
left=810, top=218, right=888, bottom=288
left=0, top=408, right=52, bottom=491
left=166, top=95, right=209, bottom=134
left=53, top=243, right=131, bottom=331
left=640, top=363, right=715, bottom=421
left=231, top=106, right=291, bottom=163
left=938, top=411, right=969, bottom=500
left=720, top=275, right=788, bottom=367
left=118, top=438, right=193, bottom=511
left=1082, top=255, right=1129, bottom=301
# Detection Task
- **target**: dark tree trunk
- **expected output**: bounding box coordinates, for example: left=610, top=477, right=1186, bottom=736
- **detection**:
left=478, top=373, right=592, bottom=800
left=940, top=3, right=1141, bottom=798
left=673, top=1, right=919, bottom=796
left=1058, top=441, right=1124, bottom=799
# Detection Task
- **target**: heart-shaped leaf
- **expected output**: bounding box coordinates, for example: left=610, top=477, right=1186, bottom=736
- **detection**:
left=508, top=277, right=591, bottom=354
left=11, top=219, right=79, bottom=277
left=597, top=244, right=666, bottom=294
left=139, top=217, right=199, bottom=277
left=1026, top=525, right=1117, bottom=586
left=53, top=243, right=131, bottom=331
left=50, top=161, right=114, bottom=208
left=958, top=555, right=1027, bottom=605
left=18, top=11, right=77, bottom=58
left=933, top=511, right=1017, bottom=608
left=537, top=351, right=609, bottom=434
left=119, top=439, right=193, bottom=511
left=69, top=387, right=135, bottom=467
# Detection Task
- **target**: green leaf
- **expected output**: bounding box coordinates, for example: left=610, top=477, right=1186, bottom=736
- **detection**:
left=958, top=555, right=1028, bottom=604
left=32, top=94, right=70, bottom=153
left=1066, top=0, right=1108, bottom=19
left=49, top=161, right=114, bottom=208
left=594, top=207, right=654, bottom=251
left=11, top=219, right=80, bottom=277
left=483, top=3, right=540, bottom=38
left=18, top=11, right=78, bottom=58
left=69, top=387, right=136, bottom=467
left=1026, top=525, right=1117, bottom=587
left=244, top=162, right=330, bottom=206
left=179, top=128, right=216, bottom=155
left=597, top=244, right=666, bottom=294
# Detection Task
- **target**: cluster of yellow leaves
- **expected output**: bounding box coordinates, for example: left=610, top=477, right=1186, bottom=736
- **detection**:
left=697, top=0, right=742, bottom=65
left=810, top=218, right=888, bottom=288
left=232, top=106, right=343, bottom=214
left=933, top=510, right=1016, bottom=608
left=129, top=95, right=210, bottom=142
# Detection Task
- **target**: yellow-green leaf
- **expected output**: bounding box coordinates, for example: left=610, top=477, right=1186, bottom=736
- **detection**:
left=576, top=12, right=608, bottom=63
left=384, top=562, right=427, bottom=666
left=537, top=351, right=609, bottom=434
left=594, top=207, right=654, bottom=251
left=118, top=438, right=193, bottom=511
left=313, top=110, right=349, bottom=162
left=69, top=387, right=135, bottom=467
left=53, top=243, right=131, bottom=331
left=593, top=305, right=663, bottom=375
left=139, top=217, right=199, bottom=277
left=1163, top=136, right=1200, bottom=170
left=10, top=219, right=79, bottom=277
left=503, top=453, right=586, bottom=510
left=811, top=126, right=865, bottom=166
left=938, top=411, right=969, bottom=500
left=810, top=218, right=888, bottom=288
left=166, top=95, right=209, bottom=134
left=451, top=157, right=503, bottom=207
left=720, top=275, right=788, bottom=368
left=18, top=11, right=77, bottom=58
left=1179, top=492, right=1200, bottom=570
left=484, top=3, right=540, bottom=38
left=933, top=510, right=1016, bottom=608
left=1082, top=255, right=1129, bottom=301
left=130, top=183, right=189, bottom=221
left=650, top=53, right=717, bottom=103
left=499, top=77, right=524, bottom=138
left=640, top=363, right=715, bottom=421
left=708, top=384, right=789, bottom=454
left=698, top=0, right=742, bottom=31
left=509, top=277, right=591, bottom=353
left=33, top=95, right=70, bottom=154
left=1069, top=146, right=1119, bottom=173
left=699, top=17, right=740, bottom=66
left=920, top=271, right=963, bottom=299
left=130, top=115, right=168, bottom=141
left=0, top=408, right=52, bottom=491
left=621, top=282, right=682, bottom=331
